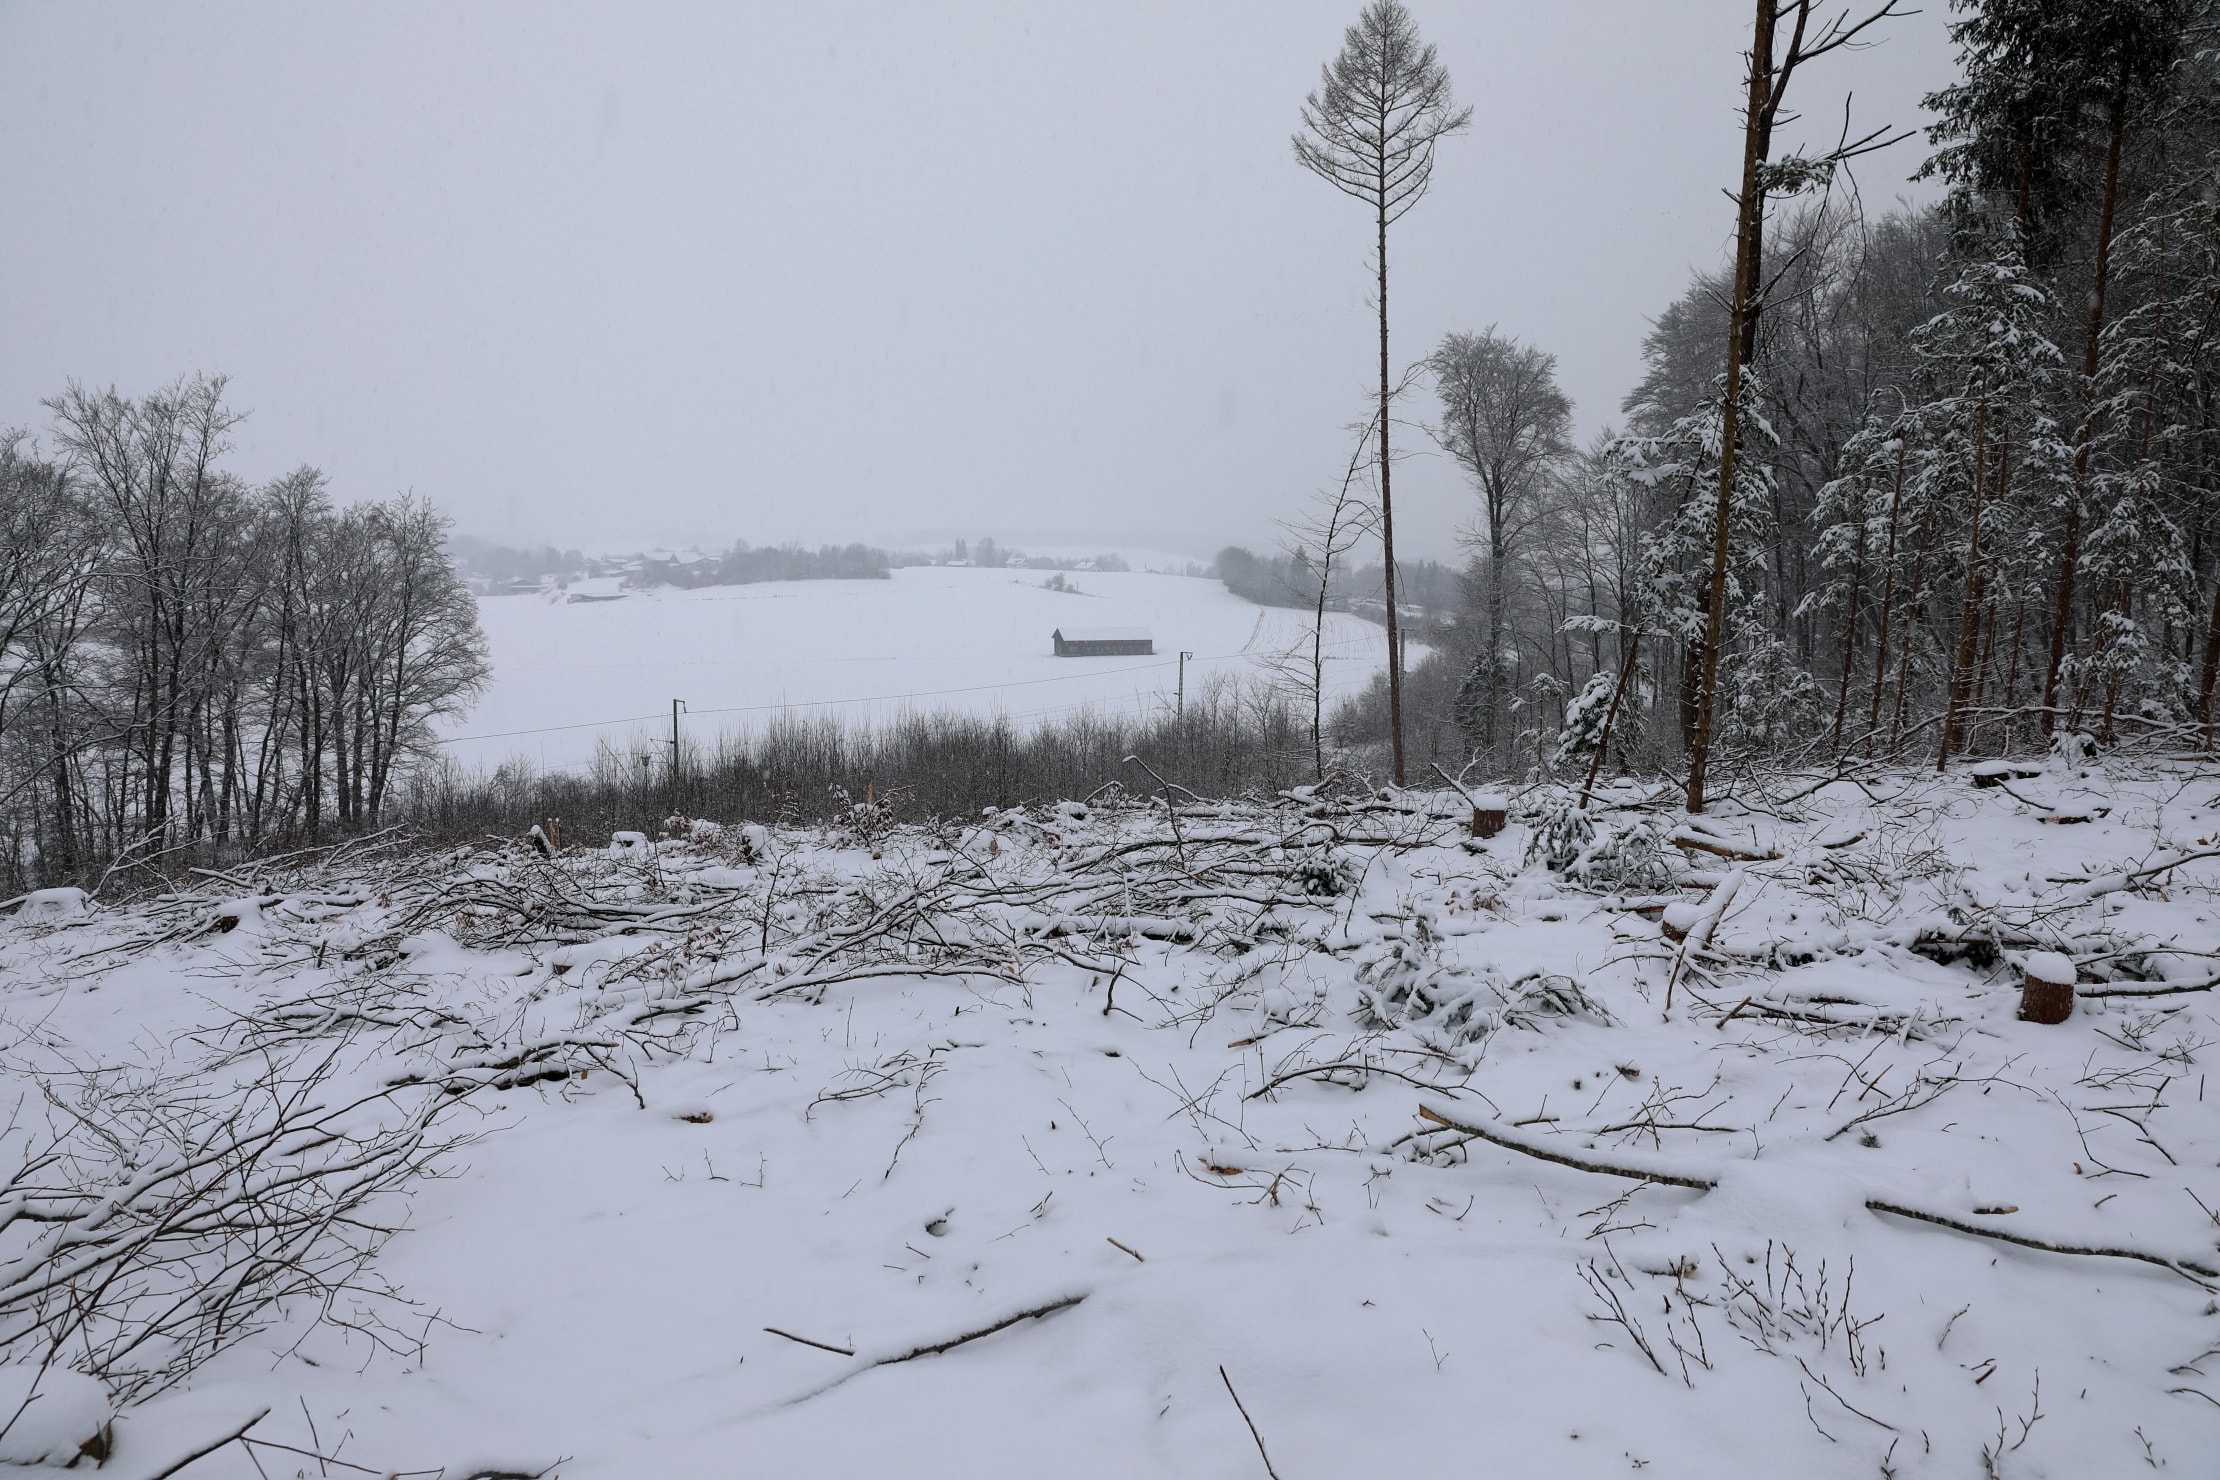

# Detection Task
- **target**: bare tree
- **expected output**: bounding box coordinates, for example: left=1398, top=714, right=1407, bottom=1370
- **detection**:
left=47, top=374, right=249, bottom=841
left=1683, top=0, right=1909, bottom=813
left=1294, top=0, right=1469, bottom=786
left=0, top=438, right=94, bottom=753
left=1271, top=423, right=1377, bottom=779
left=3, top=379, right=490, bottom=888
left=1428, top=329, right=1573, bottom=767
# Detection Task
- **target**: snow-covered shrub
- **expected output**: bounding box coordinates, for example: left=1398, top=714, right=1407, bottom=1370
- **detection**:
left=1356, top=935, right=1613, bottom=1054
left=1525, top=797, right=1596, bottom=873
left=1497, top=971, right=1615, bottom=1030
left=1569, top=814, right=1679, bottom=892
left=827, top=784, right=901, bottom=846
left=1553, top=670, right=1617, bottom=767
left=1290, top=851, right=1350, bottom=898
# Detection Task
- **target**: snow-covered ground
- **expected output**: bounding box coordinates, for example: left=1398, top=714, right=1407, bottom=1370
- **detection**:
left=5, top=759, right=2220, bottom=1477
left=443, top=567, right=1395, bottom=772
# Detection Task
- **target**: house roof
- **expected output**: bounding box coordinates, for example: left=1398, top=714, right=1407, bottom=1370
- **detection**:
left=1055, top=627, right=1152, bottom=642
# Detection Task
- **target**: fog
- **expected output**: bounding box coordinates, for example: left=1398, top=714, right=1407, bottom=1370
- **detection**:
left=0, top=1, right=1953, bottom=560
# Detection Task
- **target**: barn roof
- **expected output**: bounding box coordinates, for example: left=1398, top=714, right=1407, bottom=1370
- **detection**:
left=1054, top=627, right=1152, bottom=643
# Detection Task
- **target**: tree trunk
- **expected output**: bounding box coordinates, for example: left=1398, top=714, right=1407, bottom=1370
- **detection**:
left=1830, top=489, right=1869, bottom=754
left=1686, top=0, right=1778, bottom=812
left=1866, top=439, right=1908, bottom=741
left=2197, top=571, right=2220, bottom=746
left=2040, top=73, right=2129, bottom=734
left=1377, top=205, right=1406, bottom=786
left=1940, top=367, right=1992, bottom=767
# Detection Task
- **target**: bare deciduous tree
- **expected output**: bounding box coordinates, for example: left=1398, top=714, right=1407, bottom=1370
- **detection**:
left=1428, top=329, right=1573, bottom=767
left=1, top=378, right=489, bottom=890
left=1269, top=423, right=1377, bottom=779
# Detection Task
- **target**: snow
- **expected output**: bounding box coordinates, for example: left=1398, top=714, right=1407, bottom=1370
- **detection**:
left=0, top=888, right=88, bottom=921
left=442, top=567, right=1399, bottom=771
left=0, top=1366, right=108, bottom=1466
left=5, top=761, right=2219, bottom=1476
left=2023, top=950, right=2078, bottom=984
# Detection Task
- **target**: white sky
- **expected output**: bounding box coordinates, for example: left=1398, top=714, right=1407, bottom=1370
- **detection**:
left=0, top=2, right=1955, bottom=561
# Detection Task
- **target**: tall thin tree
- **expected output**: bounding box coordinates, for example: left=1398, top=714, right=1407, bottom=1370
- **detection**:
left=1294, top=0, right=1468, bottom=786
left=1684, top=0, right=1908, bottom=813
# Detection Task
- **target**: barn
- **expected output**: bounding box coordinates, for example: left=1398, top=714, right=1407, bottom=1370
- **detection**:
left=1051, top=627, right=1154, bottom=657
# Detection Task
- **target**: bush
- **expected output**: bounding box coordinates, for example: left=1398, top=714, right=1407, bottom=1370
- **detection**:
left=401, top=683, right=1316, bottom=842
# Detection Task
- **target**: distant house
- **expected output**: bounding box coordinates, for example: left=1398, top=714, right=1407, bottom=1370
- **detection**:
left=1053, top=627, right=1154, bottom=657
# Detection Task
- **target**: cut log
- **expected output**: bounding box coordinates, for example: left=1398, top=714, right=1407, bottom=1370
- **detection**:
left=2019, top=951, right=2076, bottom=1025
left=1470, top=792, right=1507, bottom=839
left=1668, top=828, right=1779, bottom=861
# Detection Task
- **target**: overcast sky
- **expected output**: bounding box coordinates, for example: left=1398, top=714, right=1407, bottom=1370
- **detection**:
left=0, top=2, right=1957, bottom=561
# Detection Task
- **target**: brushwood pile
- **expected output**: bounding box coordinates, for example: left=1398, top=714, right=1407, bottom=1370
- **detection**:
left=2, top=758, right=2218, bottom=1475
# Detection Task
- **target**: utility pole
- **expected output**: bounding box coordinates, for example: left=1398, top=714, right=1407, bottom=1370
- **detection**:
left=1178, top=652, right=1193, bottom=717
left=670, top=699, right=686, bottom=790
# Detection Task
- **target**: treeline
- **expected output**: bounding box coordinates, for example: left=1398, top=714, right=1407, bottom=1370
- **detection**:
left=1216, top=545, right=1462, bottom=623
left=934, top=537, right=1132, bottom=572
left=0, top=375, right=488, bottom=892
left=640, top=541, right=892, bottom=588
left=412, top=681, right=1311, bottom=842
left=449, top=533, right=592, bottom=589
left=634, top=537, right=1140, bottom=589
left=1336, top=1, right=2220, bottom=784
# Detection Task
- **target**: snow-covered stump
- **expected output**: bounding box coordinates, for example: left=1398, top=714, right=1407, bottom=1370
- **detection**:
left=2019, top=950, right=2076, bottom=1025
left=1470, top=792, right=1507, bottom=840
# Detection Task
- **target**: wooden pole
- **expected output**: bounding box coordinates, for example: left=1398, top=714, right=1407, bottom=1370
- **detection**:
left=670, top=699, right=685, bottom=801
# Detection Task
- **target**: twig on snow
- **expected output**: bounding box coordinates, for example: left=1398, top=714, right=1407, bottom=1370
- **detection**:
left=1415, top=1102, right=2220, bottom=1285
left=142, top=1409, right=271, bottom=1480
left=1219, top=1365, right=1283, bottom=1480
left=763, top=1325, right=855, bottom=1357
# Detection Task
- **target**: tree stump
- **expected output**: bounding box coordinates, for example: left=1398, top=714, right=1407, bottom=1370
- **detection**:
left=2019, top=951, right=2076, bottom=1025
left=1471, top=793, right=1507, bottom=840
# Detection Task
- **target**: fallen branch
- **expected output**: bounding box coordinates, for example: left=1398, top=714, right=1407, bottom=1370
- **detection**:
left=782, top=1292, right=1091, bottom=1405
left=1249, top=1059, right=1458, bottom=1101
left=142, top=1408, right=271, bottom=1480
left=1669, top=829, right=1780, bottom=862
left=1415, top=1102, right=2218, bottom=1285
left=1219, top=1365, right=1283, bottom=1480
left=1416, top=1104, right=1719, bottom=1190
left=1863, top=1200, right=2218, bottom=1285
left=763, top=1325, right=854, bottom=1357
left=873, top=1293, right=1087, bottom=1366
left=2077, top=979, right=2216, bottom=999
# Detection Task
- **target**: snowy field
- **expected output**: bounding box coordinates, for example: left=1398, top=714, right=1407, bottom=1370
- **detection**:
left=4, top=759, right=2219, bottom=1476
left=442, top=567, right=1396, bottom=773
